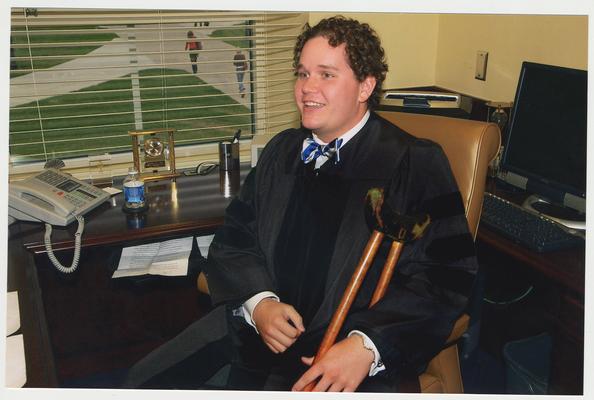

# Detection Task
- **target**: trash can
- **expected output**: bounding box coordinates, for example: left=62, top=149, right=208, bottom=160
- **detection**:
left=503, top=333, right=552, bottom=394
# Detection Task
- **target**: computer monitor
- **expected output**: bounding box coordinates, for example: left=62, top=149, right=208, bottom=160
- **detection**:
left=499, top=61, right=587, bottom=228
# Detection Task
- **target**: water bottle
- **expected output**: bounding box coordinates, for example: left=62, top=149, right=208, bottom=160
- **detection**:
left=123, top=167, right=146, bottom=211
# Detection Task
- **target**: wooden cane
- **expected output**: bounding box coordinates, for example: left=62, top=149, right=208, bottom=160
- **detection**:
left=302, top=229, right=384, bottom=392
left=302, top=237, right=406, bottom=392
left=368, top=240, right=404, bottom=307
left=301, top=187, right=430, bottom=391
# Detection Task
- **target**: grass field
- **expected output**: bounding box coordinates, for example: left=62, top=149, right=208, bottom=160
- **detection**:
left=9, top=68, right=251, bottom=161
left=209, top=23, right=251, bottom=48
left=10, top=26, right=119, bottom=78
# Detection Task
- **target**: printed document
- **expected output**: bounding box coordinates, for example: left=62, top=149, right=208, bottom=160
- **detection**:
left=113, top=236, right=193, bottom=278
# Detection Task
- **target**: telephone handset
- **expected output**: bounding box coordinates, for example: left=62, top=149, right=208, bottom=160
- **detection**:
left=9, top=169, right=110, bottom=273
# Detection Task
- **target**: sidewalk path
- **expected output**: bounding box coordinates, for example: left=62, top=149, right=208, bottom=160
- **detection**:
left=10, top=22, right=248, bottom=108
left=9, top=36, right=153, bottom=108
left=132, top=21, right=249, bottom=105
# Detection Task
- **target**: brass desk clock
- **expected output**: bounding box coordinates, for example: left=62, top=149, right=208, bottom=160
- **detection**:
left=129, top=128, right=180, bottom=182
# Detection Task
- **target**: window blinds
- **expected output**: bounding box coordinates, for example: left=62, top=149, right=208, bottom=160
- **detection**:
left=9, top=8, right=304, bottom=165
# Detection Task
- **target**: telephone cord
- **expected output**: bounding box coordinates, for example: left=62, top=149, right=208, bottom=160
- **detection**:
left=44, top=215, right=85, bottom=273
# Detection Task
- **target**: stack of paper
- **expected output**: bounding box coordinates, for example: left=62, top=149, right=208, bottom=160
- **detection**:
left=113, top=236, right=193, bottom=278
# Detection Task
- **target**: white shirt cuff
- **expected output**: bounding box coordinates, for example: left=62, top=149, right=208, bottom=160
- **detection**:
left=348, top=330, right=386, bottom=376
left=241, top=291, right=279, bottom=331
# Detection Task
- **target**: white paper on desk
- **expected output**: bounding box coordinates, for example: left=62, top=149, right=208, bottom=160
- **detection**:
left=5, top=334, right=27, bottom=388
left=113, top=236, right=193, bottom=278
left=102, top=186, right=122, bottom=195
left=6, top=291, right=20, bottom=336
left=196, top=234, right=215, bottom=258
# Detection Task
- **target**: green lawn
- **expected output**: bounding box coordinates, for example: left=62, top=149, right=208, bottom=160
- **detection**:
left=10, top=26, right=118, bottom=78
left=209, top=23, right=251, bottom=48
left=9, top=68, right=251, bottom=161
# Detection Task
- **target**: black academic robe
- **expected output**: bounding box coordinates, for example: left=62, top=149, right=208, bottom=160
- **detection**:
left=204, top=111, right=478, bottom=385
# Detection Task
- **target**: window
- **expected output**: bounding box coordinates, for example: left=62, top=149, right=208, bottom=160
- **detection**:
left=9, top=8, right=305, bottom=176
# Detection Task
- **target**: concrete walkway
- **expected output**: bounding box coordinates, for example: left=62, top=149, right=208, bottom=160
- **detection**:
left=10, top=21, right=248, bottom=108
left=130, top=22, right=248, bottom=105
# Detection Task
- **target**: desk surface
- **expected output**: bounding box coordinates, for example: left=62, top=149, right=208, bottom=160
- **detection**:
left=478, top=180, right=585, bottom=296
left=17, top=167, right=247, bottom=254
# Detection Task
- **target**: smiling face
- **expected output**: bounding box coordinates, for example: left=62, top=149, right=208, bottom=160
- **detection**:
left=294, top=36, right=376, bottom=143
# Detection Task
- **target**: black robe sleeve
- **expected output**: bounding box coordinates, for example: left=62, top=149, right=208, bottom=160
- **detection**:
left=343, top=140, right=478, bottom=378
left=204, top=168, right=274, bottom=308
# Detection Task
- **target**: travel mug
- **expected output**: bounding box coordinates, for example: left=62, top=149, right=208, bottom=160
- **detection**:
left=219, top=169, right=240, bottom=198
left=219, top=141, right=240, bottom=171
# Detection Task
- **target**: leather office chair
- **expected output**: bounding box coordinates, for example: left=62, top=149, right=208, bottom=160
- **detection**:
left=197, top=110, right=501, bottom=393
left=378, top=110, right=501, bottom=393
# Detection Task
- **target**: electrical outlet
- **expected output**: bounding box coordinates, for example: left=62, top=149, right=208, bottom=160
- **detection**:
left=475, top=50, right=488, bottom=81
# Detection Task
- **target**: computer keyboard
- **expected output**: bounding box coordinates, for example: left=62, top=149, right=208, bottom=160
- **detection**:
left=480, top=192, right=584, bottom=252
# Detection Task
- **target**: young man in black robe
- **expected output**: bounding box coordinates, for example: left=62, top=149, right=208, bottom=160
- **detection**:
left=202, top=16, right=478, bottom=392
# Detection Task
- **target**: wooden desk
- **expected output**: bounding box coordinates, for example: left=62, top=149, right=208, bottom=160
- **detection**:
left=7, top=167, right=246, bottom=387
left=476, top=182, right=584, bottom=395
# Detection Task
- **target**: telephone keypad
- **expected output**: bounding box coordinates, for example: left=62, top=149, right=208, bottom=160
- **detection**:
left=36, top=170, right=68, bottom=186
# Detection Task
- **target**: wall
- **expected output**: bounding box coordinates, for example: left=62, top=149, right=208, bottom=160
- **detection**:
left=435, top=14, right=588, bottom=102
left=309, top=13, right=440, bottom=89
left=309, top=13, right=588, bottom=102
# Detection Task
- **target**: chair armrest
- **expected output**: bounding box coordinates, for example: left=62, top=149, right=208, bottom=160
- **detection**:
left=446, top=313, right=470, bottom=345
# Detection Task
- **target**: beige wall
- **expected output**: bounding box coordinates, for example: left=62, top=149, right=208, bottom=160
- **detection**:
left=309, top=13, right=588, bottom=102
left=309, top=13, right=440, bottom=89
left=435, top=14, right=588, bottom=102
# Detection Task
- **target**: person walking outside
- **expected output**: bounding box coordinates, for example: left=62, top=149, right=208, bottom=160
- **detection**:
left=185, top=31, right=202, bottom=74
left=233, top=50, right=248, bottom=97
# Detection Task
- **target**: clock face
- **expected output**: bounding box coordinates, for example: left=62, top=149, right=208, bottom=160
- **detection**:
left=144, top=137, right=164, bottom=157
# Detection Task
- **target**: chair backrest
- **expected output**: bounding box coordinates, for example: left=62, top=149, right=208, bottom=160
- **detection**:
left=378, top=111, right=501, bottom=393
left=377, top=111, right=501, bottom=238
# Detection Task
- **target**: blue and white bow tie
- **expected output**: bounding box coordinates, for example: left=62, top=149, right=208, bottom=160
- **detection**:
left=301, top=137, right=344, bottom=165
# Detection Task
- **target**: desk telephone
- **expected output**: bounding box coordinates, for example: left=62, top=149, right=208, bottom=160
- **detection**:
left=9, top=168, right=110, bottom=273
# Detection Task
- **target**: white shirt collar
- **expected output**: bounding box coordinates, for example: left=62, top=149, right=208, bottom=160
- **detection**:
left=311, top=110, right=370, bottom=146
left=304, top=110, right=371, bottom=169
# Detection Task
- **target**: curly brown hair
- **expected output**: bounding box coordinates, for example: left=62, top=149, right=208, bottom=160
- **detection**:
left=293, top=16, right=388, bottom=110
